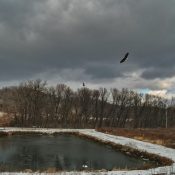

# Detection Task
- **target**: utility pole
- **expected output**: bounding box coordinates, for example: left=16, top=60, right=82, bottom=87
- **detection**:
left=165, top=101, right=169, bottom=128
left=165, top=103, right=168, bottom=128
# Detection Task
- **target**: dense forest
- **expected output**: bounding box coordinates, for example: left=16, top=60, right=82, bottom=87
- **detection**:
left=0, top=79, right=175, bottom=128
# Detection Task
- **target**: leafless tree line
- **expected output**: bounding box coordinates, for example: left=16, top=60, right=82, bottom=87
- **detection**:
left=0, top=79, right=175, bottom=128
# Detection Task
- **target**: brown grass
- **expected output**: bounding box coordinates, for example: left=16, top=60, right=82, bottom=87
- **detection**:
left=96, top=128, right=175, bottom=149
left=0, top=114, right=13, bottom=127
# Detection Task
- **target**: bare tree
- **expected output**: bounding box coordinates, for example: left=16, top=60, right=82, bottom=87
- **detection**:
left=98, top=88, right=109, bottom=128
left=1, top=79, right=175, bottom=128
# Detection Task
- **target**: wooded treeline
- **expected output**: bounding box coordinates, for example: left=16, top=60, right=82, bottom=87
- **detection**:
left=0, top=80, right=175, bottom=128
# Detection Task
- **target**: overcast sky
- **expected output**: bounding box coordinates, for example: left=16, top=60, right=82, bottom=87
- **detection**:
left=0, top=0, right=175, bottom=97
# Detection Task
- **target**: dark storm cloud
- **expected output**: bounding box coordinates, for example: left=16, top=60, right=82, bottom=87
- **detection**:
left=85, top=64, right=121, bottom=79
left=0, top=0, right=175, bottom=83
left=142, top=67, right=175, bottom=80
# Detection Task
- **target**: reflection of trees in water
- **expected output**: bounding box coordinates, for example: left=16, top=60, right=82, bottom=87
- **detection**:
left=63, top=156, right=70, bottom=170
left=55, top=155, right=63, bottom=170
left=91, top=160, right=99, bottom=169
left=54, top=155, right=73, bottom=171
left=10, top=145, right=45, bottom=171
left=0, top=139, right=11, bottom=150
left=54, top=155, right=79, bottom=170
left=0, top=161, right=16, bottom=172
left=31, top=147, right=40, bottom=170
left=0, top=135, right=147, bottom=171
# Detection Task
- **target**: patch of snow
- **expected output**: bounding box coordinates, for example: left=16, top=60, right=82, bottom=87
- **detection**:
left=0, top=127, right=175, bottom=175
left=82, top=165, right=88, bottom=168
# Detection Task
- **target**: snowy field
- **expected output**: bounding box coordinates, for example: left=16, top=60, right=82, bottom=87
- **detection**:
left=0, top=127, right=175, bottom=175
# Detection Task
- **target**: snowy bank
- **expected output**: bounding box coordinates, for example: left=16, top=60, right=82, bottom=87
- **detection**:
left=0, top=127, right=174, bottom=175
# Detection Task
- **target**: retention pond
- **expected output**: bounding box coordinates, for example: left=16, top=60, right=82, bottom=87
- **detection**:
left=0, top=134, right=155, bottom=172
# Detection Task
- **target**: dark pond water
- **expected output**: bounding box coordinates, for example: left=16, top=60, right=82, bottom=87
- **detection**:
left=0, top=134, right=149, bottom=171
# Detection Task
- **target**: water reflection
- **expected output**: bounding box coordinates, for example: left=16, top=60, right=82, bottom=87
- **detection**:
left=0, top=134, right=148, bottom=171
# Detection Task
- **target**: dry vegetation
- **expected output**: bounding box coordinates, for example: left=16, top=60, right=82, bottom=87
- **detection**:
left=0, top=113, right=13, bottom=127
left=97, top=128, right=175, bottom=149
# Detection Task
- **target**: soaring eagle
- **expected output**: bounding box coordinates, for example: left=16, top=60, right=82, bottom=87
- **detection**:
left=120, top=52, right=129, bottom=63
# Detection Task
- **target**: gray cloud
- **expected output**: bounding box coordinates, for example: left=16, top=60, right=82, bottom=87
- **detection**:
left=0, top=0, right=175, bottom=91
left=142, top=66, right=175, bottom=80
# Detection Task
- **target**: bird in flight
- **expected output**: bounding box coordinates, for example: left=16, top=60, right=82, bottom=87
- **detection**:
left=120, top=52, right=129, bottom=63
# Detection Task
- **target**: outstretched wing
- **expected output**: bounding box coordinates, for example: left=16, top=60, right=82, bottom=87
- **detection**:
left=120, top=52, right=129, bottom=63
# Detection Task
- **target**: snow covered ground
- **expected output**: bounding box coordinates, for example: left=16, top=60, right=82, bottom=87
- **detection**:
left=0, top=127, right=175, bottom=175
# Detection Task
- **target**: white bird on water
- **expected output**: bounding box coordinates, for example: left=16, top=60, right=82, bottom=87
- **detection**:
left=82, top=164, right=88, bottom=168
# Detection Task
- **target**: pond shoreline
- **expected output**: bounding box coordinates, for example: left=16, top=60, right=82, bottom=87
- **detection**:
left=0, top=127, right=175, bottom=175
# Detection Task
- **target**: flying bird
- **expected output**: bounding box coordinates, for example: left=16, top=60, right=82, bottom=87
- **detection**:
left=120, top=52, right=129, bottom=63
